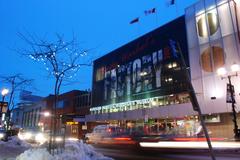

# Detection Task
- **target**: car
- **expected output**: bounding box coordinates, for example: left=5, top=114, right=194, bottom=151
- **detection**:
left=84, top=125, right=132, bottom=144
left=18, top=128, right=49, bottom=144
left=0, top=128, right=7, bottom=141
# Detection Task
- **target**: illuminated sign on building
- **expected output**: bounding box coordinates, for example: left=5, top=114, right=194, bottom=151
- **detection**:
left=92, top=16, right=189, bottom=108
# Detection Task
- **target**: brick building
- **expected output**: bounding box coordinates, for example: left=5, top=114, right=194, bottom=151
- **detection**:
left=38, top=90, right=92, bottom=139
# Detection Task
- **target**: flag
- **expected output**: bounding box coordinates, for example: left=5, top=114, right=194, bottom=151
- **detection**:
left=170, top=0, right=175, bottom=5
left=166, top=0, right=175, bottom=6
left=130, top=17, right=139, bottom=24
left=144, top=8, right=156, bottom=15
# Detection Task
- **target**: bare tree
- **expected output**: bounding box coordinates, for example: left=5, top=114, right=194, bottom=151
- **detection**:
left=0, top=74, right=33, bottom=134
left=18, top=33, right=91, bottom=153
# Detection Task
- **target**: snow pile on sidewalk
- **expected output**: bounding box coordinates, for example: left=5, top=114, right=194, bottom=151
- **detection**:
left=0, top=136, right=31, bottom=148
left=16, top=148, right=52, bottom=160
left=16, top=140, right=113, bottom=160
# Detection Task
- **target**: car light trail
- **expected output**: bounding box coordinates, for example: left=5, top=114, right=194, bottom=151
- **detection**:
left=139, top=141, right=240, bottom=149
left=172, top=137, right=226, bottom=141
left=68, top=137, right=79, bottom=141
left=113, top=137, right=132, bottom=141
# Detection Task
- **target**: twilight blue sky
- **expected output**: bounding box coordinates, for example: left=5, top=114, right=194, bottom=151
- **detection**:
left=0, top=0, right=197, bottom=98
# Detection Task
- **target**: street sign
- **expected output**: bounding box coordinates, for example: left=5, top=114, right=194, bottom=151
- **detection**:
left=0, top=101, right=8, bottom=114
left=226, top=84, right=235, bottom=103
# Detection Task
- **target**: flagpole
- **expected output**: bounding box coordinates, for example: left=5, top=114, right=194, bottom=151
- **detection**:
left=155, top=8, right=159, bottom=27
left=175, top=0, right=179, bottom=16
left=137, top=20, right=141, bottom=36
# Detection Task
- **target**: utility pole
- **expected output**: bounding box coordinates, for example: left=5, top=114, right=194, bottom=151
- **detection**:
left=226, top=75, right=240, bottom=139
left=175, top=40, right=216, bottom=160
left=217, top=65, right=240, bottom=140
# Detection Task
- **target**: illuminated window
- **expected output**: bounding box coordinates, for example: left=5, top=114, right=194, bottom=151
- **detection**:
left=95, top=67, right=105, bottom=81
left=201, top=46, right=224, bottom=72
left=167, top=62, right=178, bottom=69
left=168, top=64, right=173, bottom=69
left=203, top=114, right=221, bottom=123
left=172, top=62, right=177, bottom=68
left=197, top=12, right=219, bottom=37
left=208, top=13, right=218, bottom=35
left=164, top=76, right=173, bottom=83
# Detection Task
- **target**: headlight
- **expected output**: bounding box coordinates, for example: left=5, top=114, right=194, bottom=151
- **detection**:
left=0, top=133, right=4, bottom=139
left=68, top=137, right=78, bottom=141
left=55, top=136, right=63, bottom=142
left=24, top=132, right=32, bottom=140
left=35, top=133, right=47, bottom=144
left=18, top=133, right=24, bottom=140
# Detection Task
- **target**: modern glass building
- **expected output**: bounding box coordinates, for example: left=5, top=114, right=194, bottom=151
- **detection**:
left=87, top=0, right=240, bottom=139
left=185, top=0, right=240, bottom=138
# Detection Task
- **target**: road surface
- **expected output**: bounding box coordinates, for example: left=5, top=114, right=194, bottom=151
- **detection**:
left=93, top=144, right=240, bottom=160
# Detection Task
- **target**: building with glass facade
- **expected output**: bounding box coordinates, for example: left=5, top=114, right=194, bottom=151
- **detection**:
left=185, top=0, right=240, bottom=138
left=87, top=0, right=240, bottom=139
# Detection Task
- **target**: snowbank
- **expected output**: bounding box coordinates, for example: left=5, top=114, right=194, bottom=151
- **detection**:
left=0, top=136, right=31, bottom=148
left=16, top=140, right=113, bottom=160
left=0, top=136, right=32, bottom=160
left=16, top=148, right=52, bottom=160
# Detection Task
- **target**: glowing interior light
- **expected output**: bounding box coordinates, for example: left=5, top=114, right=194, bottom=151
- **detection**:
left=140, top=71, right=147, bottom=76
left=168, top=78, right=173, bottom=81
left=55, top=137, right=63, bottom=142
left=231, top=63, right=240, bottom=72
left=172, top=62, right=177, bottom=68
left=151, top=101, right=157, bottom=106
left=216, top=67, right=227, bottom=76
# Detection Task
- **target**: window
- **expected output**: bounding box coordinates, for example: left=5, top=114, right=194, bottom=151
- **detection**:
left=197, top=12, right=219, bottom=37
left=163, top=76, right=173, bottom=83
left=203, top=114, right=221, bottom=123
left=57, top=100, right=69, bottom=108
left=167, top=62, right=178, bottom=69
left=200, top=46, right=224, bottom=72
left=96, top=67, right=105, bottom=81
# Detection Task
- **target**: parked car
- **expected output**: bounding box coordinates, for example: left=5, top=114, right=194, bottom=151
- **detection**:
left=0, top=128, right=7, bottom=141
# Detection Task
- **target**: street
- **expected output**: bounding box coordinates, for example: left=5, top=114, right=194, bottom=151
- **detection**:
left=93, top=144, right=240, bottom=160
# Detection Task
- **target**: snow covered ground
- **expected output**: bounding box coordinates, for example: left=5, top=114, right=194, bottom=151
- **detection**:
left=0, top=137, right=113, bottom=160
left=0, top=136, right=31, bottom=160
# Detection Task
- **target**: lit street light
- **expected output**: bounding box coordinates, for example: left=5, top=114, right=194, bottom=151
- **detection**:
left=0, top=88, right=9, bottom=119
left=44, top=111, right=50, bottom=117
left=217, top=64, right=240, bottom=139
left=1, top=88, right=9, bottom=97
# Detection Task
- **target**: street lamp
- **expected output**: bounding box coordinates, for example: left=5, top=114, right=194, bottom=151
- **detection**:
left=1, top=88, right=9, bottom=98
left=43, top=111, right=50, bottom=130
left=44, top=111, right=50, bottom=117
left=1, top=88, right=9, bottom=117
left=217, top=64, right=240, bottom=139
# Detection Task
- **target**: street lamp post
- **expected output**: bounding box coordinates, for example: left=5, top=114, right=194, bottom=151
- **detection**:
left=217, top=64, right=240, bottom=139
left=0, top=88, right=9, bottom=118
